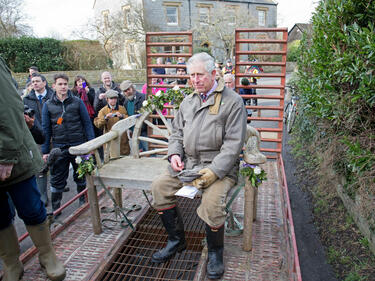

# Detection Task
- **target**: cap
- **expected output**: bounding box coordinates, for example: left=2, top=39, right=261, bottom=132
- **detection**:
left=105, top=89, right=119, bottom=99
left=120, top=80, right=133, bottom=91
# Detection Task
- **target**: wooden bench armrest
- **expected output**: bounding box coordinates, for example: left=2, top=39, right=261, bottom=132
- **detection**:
left=69, top=115, right=139, bottom=156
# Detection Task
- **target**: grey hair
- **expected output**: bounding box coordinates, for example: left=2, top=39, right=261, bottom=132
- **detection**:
left=223, top=73, right=235, bottom=82
left=186, top=52, right=215, bottom=74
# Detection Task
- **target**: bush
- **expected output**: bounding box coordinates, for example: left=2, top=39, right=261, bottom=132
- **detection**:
left=0, top=37, right=68, bottom=72
left=287, top=40, right=300, bottom=62
left=295, top=0, right=375, bottom=219
left=62, top=40, right=110, bottom=70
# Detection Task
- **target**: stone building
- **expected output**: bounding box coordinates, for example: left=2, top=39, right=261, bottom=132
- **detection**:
left=93, top=0, right=277, bottom=69
left=287, top=23, right=312, bottom=42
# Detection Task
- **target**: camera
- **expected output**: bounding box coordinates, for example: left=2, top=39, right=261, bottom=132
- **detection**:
left=24, top=105, right=35, bottom=118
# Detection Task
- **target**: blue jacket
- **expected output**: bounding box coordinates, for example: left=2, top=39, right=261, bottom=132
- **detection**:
left=41, top=91, right=95, bottom=154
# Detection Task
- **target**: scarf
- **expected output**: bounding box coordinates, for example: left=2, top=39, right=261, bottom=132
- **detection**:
left=79, top=88, right=95, bottom=118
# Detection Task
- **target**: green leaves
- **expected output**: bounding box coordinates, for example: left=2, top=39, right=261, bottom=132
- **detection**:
left=0, top=37, right=68, bottom=72
left=239, top=164, right=267, bottom=188
left=76, top=155, right=96, bottom=179
left=140, top=86, right=193, bottom=113
left=294, top=0, right=375, bottom=205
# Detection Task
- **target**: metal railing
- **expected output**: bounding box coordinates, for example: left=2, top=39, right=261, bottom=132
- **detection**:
left=235, top=28, right=288, bottom=159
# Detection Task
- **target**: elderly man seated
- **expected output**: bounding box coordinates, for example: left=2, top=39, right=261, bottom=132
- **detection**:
left=151, top=52, right=247, bottom=279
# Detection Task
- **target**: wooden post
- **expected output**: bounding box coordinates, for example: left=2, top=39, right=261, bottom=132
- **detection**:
left=253, top=187, right=258, bottom=221
left=113, top=188, right=123, bottom=218
left=86, top=174, right=102, bottom=234
left=243, top=178, right=255, bottom=251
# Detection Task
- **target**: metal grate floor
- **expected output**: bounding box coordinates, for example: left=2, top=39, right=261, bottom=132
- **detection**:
left=97, top=198, right=205, bottom=281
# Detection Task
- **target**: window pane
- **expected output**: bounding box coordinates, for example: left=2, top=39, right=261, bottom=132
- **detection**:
left=199, top=7, right=209, bottom=24
left=258, top=10, right=265, bottom=26
left=166, top=7, right=177, bottom=24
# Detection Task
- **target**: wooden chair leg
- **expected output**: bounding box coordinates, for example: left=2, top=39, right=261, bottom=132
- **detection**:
left=113, top=188, right=123, bottom=218
left=243, top=178, right=254, bottom=251
left=86, top=175, right=102, bottom=234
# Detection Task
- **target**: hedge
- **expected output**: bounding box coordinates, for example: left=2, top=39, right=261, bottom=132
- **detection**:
left=0, top=37, right=68, bottom=72
left=294, top=0, right=375, bottom=247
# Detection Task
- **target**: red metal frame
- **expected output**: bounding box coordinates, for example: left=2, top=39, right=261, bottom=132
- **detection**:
left=278, top=154, right=302, bottom=281
left=235, top=28, right=288, bottom=159
left=145, top=31, right=193, bottom=93
left=145, top=32, right=193, bottom=150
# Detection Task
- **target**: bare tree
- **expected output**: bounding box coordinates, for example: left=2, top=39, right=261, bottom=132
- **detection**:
left=193, top=7, right=257, bottom=60
left=0, top=0, right=32, bottom=37
left=83, top=0, right=158, bottom=68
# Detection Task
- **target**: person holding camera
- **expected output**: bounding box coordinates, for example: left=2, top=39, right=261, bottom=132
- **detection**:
left=94, top=89, right=130, bottom=155
left=24, top=105, right=45, bottom=145
left=0, top=57, right=66, bottom=281
left=23, top=73, right=54, bottom=206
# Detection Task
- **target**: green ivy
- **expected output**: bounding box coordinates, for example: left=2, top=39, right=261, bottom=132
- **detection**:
left=294, top=0, right=375, bottom=197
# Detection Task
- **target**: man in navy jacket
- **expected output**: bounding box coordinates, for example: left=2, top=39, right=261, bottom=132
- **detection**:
left=42, top=73, right=95, bottom=214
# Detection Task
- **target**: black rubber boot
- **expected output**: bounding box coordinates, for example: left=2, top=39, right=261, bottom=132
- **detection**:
left=77, top=185, right=86, bottom=206
left=51, top=192, right=63, bottom=218
left=152, top=207, right=186, bottom=263
left=206, top=224, right=225, bottom=280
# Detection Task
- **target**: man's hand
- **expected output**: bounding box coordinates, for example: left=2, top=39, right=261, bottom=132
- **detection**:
left=105, top=113, right=113, bottom=119
left=24, top=114, right=35, bottom=129
left=42, top=154, right=49, bottom=163
left=99, top=93, right=106, bottom=100
left=192, top=168, right=217, bottom=189
left=0, top=164, right=13, bottom=181
left=170, top=155, right=184, bottom=172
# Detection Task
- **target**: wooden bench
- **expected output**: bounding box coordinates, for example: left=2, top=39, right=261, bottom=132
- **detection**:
left=69, top=112, right=266, bottom=250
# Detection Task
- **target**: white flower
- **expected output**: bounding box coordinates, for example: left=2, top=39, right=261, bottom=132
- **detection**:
left=142, top=100, right=148, bottom=107
left=75, top=156, right=82, bottom=164
left=155, top=90, right=162, bottom=97
left=173, top=85, right=180, bottom=91
left=254, top=166, right=262, bottom=175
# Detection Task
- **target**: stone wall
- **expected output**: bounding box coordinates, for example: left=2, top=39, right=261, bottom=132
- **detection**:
left=13, top=69, right=147, bottom=88
left=337, top=182, right=375, bottom=255
left=13, top=63, right=296, bottom=89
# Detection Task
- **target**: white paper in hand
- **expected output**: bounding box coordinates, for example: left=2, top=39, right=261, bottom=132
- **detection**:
left=175, top=185, right=199, bottom=199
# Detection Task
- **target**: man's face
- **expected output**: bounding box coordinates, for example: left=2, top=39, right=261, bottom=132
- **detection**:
left=107, top=97, right=117, bottom=106
left=31, top=76, right=46, bottom=93
left=189, top=62, right=216, bottom=94
left=102, top=73, right=112, bottom=87
left=54, top=78, right=68, bottom=96
left=123, top=87, right=135, bottom=98
left=176, top=68, right=186, bottom=76
left=224, top=76, right=235, bottom=89
left=29, top=68, right=37, bottom=76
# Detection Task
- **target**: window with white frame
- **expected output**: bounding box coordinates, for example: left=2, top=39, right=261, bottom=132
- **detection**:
left=128, top=43, right=136, bottom=64
left=199, top=7, right=209, bottom=25
left=102, top=10, right=109, bottom=30
left=258, top=10, right=266, bottom=26
left=227, top=8, right=236, bottom=25
left=166, top=6, right=178, bottom=25
left=122, top=6, right=131, bottom=27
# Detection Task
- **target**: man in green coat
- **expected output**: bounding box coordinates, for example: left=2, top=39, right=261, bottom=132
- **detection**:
left=0, top=57, right=66, bottom=281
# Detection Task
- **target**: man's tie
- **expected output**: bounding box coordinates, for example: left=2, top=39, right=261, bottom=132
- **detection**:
left=201, top=94, right=207, bottom=102
left=38, top=95, right=43, bottom=105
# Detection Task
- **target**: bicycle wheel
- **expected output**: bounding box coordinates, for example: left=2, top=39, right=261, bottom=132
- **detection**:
left=287, top=106, right=296, bottom=133
left=284, top=102, right=291, bottom=124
